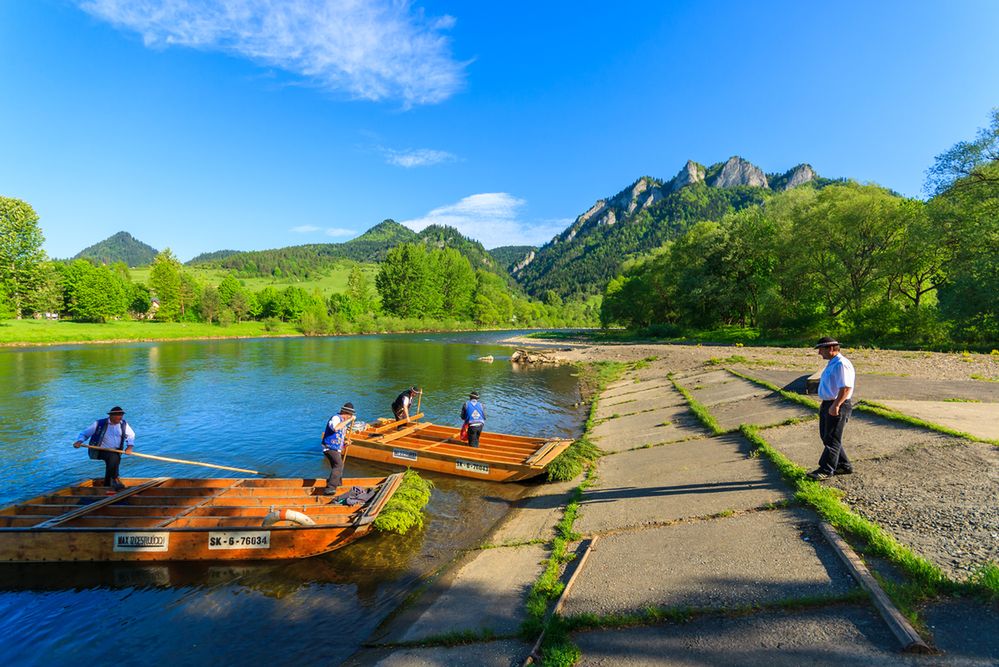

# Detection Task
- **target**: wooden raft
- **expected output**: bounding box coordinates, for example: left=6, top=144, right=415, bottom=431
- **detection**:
left=0, top=474, right=403, bottom=563
left=347, top=416, right=573, bottom=482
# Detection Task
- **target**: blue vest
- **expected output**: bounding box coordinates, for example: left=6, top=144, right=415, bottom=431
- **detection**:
left=322, top=416, right=347, bottom=452
left=463, top=400, right=485, bottom=426
left=88, top=418, right=128, bottom=459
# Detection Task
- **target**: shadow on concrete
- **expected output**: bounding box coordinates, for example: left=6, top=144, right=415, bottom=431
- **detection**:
left=579, top=481, right=774, bottom=505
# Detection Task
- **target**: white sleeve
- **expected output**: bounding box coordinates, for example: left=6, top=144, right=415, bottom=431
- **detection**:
left=124, top=424, right=136, bottom=447
left=77, top=421, right=98, bottom=443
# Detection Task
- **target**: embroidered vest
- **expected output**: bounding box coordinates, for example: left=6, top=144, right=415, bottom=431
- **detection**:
left=88, top=418, right=128, bottom=459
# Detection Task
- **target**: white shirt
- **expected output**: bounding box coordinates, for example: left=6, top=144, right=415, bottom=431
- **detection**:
left=78, top=420, right=136, bottom=449
left=818, top=353, right=855, bottom=401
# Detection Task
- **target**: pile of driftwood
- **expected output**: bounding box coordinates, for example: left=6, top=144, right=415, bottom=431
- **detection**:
left=510, top=349, right=559, bottom=364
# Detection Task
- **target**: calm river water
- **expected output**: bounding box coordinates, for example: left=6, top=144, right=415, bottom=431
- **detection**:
left=0, top=331, right=585, bottom=665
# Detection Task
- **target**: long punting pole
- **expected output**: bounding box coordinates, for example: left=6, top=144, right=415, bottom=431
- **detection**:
left=81, top=445, right=266, bottom=476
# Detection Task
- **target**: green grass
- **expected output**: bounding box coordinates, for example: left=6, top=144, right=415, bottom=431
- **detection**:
left=970, top=373, right=999, bottom=382
left=0, top=318, right=301, bottom=345
left=372, top=470, right=434, bottom=534
left=856, top=400, right=999, bottom=447
left=669, top=375, right=726, bottom=435
left=942, top=397, right=982, bottom=403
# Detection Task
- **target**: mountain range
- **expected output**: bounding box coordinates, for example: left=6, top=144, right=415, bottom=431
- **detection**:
left=71, top=156, right=833, bottom=298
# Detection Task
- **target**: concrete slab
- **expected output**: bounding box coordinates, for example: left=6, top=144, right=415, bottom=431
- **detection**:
left=688, top=377, right=771, bottom=407
left=564, top=509, right=855, bottom=617
left=577, top=436, right=789, bottom=533
left=708, top=395, right=815, bottom=431
left=878, top=400, right=999, bottom=441
left=759, top=413, right=957, bottom=471
left=591, top=409, right=708, bottom=454
left=345, top=640, right=532, bottom=667
left=602, top=380, right=672, bottom=401
left=738, top=368, right=999, bottom=403
left=573, top=605, right=917, bottom=666
left=924, top=599, right=999, bottom=665
left=388, top=544, right=547, bottom=642
left=676, top=368, right=736, bottom=386
left=598, top=392, right=686, bottom=416
left=487, top=478, right=577, bottom=545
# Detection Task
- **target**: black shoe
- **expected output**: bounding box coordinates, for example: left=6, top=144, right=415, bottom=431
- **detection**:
left=806, top=469, right=831, bottom=481
left=323, top=487, right=339, bottom=496
left=835, top=465, right=853, bottom=475
left=112, top=480, right=127, bottom=492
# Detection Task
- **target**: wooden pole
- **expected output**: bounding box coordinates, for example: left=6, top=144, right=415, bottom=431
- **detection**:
left=80, top=445, right=267, bottom=476
left=416, top=389, right=422, bottom=415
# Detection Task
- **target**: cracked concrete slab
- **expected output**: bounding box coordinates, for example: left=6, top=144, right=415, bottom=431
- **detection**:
left=564, top=508, right=855, bottom=617
left=758, top=412, right=959, bottom=471
left=487, top=478, right=578, bottom=545
left=383, top=544, right=547, bottom=643
left=877, top=400, right=999, bottom=441
left=573, top=605, right=920, bottom=666
left=708, top=394, right=816, bottom=430
left=577, top=436, right=788, bottom=533
left=591, top=408, right=708, bottom=454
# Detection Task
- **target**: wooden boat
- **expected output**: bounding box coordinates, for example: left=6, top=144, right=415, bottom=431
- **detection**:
left=347, top=414, right=573, bottom=482
left=0, top=474, right=403, bottom=563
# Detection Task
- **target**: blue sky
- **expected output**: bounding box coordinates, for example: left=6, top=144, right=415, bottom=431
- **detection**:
left=2, top=1, right=998, bottom=260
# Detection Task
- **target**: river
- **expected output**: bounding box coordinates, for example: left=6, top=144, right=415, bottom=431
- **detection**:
left=0, top=331, right=585, bottom=665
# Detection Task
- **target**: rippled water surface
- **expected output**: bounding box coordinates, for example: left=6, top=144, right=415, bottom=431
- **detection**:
left=0, top=332, right=584, bottom=665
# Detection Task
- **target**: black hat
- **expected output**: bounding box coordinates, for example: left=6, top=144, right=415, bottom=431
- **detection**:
left=409, top=386, right=420, bottom=394
left=469, top=391, right=479, bottom=399
left=107, top=406, right=125, bottom=415
left=814, top=337, right=840, bottom=348
left=340, top=402, right=356, bottom=415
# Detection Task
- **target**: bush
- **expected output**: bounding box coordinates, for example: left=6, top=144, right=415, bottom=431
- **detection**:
left=218, top=309, right=235, bottom=328
left=263, top=316, right=282, bottom=332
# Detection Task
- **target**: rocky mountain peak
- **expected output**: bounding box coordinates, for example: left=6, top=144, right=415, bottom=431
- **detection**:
left=708, top=156, right=769, bottom=189
left=667, top=160, right=706, bottom=192
left=781, top=164, right=816, bottom=190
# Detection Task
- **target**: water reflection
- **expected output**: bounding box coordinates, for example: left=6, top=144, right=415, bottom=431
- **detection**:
left=0, top=332, right=583, bottom=664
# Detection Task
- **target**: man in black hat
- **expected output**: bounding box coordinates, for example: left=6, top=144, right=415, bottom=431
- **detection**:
left=807, top=338, right=856, bottom=481
left=460, top=391, right=486, bottom=448
left=391, top=386, right=420, bottom=423
left=73, top=406, right=135, bottom=492
left=320, top=403, right=355, bottom=495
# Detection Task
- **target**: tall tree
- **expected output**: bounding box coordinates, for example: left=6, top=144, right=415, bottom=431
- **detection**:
left=0, top=196, right=47, bottom=318
left=150, top=249, right=182, bottom=320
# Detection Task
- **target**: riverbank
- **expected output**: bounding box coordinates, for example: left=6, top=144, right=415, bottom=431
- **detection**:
left=346, top=341, right=998, bottom=664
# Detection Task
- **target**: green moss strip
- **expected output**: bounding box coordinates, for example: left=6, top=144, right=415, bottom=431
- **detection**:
left=670, top=375, right=725, bottom=435
left=373, top=469, right=434, bottom=534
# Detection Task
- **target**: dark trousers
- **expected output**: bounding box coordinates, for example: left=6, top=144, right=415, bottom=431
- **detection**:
left=393, top=408, right=406, bottom=421
left=467, top=424, right=483, bottom=448
left=818, top=399, right=852, bottom=474
left=324, top=449, right=344, bottom=491
left=97, top=449, right=122, bottom=486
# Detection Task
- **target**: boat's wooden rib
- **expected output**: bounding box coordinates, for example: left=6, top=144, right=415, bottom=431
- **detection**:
left=347, top=416, right=573, bottom=482
left=34, top=478, right=169, bottom=529
left=0, top=474, right=404, bottom=562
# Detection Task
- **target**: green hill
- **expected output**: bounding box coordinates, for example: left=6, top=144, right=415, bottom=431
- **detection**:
left=489, top=245, right=536, bottom=271
left=73, top=231, right=158, bottom=267
left=186, top=249, right=240, bottom=265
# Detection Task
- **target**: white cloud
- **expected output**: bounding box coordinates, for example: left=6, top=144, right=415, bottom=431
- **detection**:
left=291, top=224, right=320, bottom=233
left=383, top=148, right=457, bottom=168
left=325, top=227, right=356, bottom=237
left=77, top=0, right=466, bottom=106
left=401, top=193, right=570, bottom=249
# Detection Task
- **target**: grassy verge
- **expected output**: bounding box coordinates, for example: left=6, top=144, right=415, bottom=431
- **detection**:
left=0, top=319, right=301, bottom=345
left=373, top=470, right=434, bottom=534
left=669, top=375, right=726, bottom=435
left=856, top=400, right=999, bottom=447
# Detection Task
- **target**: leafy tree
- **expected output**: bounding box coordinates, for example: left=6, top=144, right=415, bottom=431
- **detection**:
left=229, top=290, right=253, bottom=323
left=0, top=196, right=47, bottom=318
left=926, top=108, right=999, bottom=195
left=199, top=285, right=222, bottom=324
left=376, top=243, right=436, bottom=318
left=346, top=265, right=375, bottom=314
left=217, top=273, right=243, bottom=306
left=150, top=249, right=182, bottom=320
left=69, top=263, right=130, bottom=321
left=178, top=272, right=201, bottom=320
left=434, top=248, right=475, bottom=319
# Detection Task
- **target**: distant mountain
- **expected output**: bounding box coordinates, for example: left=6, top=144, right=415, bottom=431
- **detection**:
left=489, top=245, right=537, bottom=272
left=73, top=231, right=158, bottom=267
left=513, top=157, right=825, bottom=299
left=191, top=220, right=510, bottom=282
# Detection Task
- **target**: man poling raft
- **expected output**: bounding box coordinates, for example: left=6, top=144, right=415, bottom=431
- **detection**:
left=321, top=402, right=356, bottom=495
left=391, top=386, right=421, bottom=423
left=73, top=405, right=134, bottom=492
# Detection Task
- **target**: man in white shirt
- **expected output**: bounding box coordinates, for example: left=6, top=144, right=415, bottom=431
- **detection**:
left=73, top=405, right=135, bottom=492
left=807, top=338, right=855, bottom=481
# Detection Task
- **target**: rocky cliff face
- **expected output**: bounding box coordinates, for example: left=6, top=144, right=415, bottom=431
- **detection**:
left=511, top=249, right=536, bottom=274
left=781, top=164, right=816, bottom=190
left=554, top=176, right=665, bottom=245
left=667, top=160, right=706, bottom=192
left=708, top=156, right=769, bottom=189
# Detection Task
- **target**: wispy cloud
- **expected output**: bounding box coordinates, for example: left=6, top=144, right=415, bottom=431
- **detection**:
left=77, top=0, right=466, bottom=106
left=325, top=227, right=355, bottom=237
left=291, top=224, right=321, bottom=233
left=401, top=193, right=569, bottom=249
left=383, top=147, right=457, bottom=168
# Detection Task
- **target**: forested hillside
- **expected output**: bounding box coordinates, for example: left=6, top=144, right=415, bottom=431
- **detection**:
left=72, top=231, right=158, bottom=267
left=489, top=245, right=536, bottom=271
